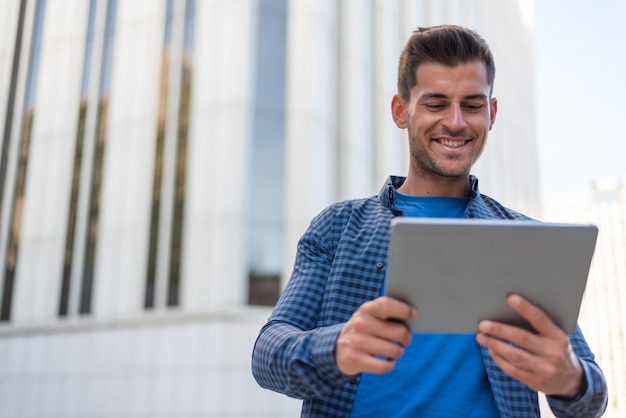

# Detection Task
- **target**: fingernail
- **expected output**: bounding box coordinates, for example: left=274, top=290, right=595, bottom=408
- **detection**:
left=478, top=320, right=491, bottom=332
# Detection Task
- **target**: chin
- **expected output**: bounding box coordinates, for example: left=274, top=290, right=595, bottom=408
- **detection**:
left=435, top=166, right=472, bottom=179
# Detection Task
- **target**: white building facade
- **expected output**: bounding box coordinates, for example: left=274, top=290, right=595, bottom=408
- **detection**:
left=0, top=0, right=541, bottom=417
left=543, top=178, right=626, bottom=418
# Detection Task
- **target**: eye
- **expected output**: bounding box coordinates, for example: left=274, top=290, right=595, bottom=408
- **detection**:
left=463, top=102, right=485, bottom=111
left=424, top=103, right=446, bottom=111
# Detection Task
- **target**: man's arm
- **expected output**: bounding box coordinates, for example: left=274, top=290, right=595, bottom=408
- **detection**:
left=251, top=204, right=415, bottom=399
left=252, top=296, right=416, bottom=399
left=252, top=319, right=350, bottom=399
left=251, top=209, right=346, bottom=399
left=476, top=294, right=608, bottom=417
left=546, top=326, right=608, bottom=418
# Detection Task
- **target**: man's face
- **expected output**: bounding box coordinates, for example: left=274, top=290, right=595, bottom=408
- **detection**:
left=392, top=61, right=497, bottom=181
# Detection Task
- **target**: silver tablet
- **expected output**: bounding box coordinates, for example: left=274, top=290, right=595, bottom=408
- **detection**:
left=384, top=218, right=598, bottom=334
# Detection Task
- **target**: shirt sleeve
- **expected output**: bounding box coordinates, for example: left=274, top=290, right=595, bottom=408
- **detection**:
left=251, top=207, right=353, bottom=399
left=546, top=325, right=608, bottom=417
left=252, top=321, right=350, bottom=399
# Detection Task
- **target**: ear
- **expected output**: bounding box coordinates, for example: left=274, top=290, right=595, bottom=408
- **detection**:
left=488, top=97, right=498, bottom=130
left=391, top=94, right=408, bottom=129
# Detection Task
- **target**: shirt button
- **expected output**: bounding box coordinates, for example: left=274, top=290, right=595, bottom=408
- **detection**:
left=350, top=378, right=357, bottom=384
left=376, top=262, right=384, bottom=269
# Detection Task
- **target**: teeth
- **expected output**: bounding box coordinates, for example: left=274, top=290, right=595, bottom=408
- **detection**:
left=439, top=139, right=467, bottom=148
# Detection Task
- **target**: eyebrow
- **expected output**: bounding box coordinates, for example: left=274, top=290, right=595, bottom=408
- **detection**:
left=419, top=93, right=488, bottom=101
left=464, top=94, right=489, bottom=100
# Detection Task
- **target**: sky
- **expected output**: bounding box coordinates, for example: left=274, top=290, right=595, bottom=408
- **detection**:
left=533, top=0, right=626, bottom=198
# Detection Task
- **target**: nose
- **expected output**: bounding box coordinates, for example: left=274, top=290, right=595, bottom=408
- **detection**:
left=443, top=104, right=467, bottom=131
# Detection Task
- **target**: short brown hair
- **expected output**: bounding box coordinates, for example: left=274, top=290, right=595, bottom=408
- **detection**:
left=397, top=25, right=496, bottom=101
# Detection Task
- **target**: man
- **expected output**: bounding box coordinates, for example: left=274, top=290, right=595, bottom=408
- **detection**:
left=252, top=25, right=608, bottom=417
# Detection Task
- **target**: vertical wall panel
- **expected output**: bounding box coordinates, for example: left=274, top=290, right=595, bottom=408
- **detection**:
left=336, top=0, right=374, bottom=200
left=0, top=0, right=36, bottom=322
left=151, top=0, right=184, bottom=310
left=60, top=0, right=110, bottom=317
left=2, top=0, right=46, bottom=322
left=282, top=0, right=339, bottom=284
left=93, top=0, right=166, bottom=318
left=373, top=0, right=407, bottom=184
left=12, top=0, right=90, bottom=323
left=182, top=0, right=258, bottom=309
left=400, top=0, right=423, bottom=33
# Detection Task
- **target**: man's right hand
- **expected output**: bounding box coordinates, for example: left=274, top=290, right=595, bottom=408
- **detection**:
left=335, top=296, right=417, bottom=376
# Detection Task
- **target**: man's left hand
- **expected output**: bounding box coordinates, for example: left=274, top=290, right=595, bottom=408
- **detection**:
left=476, top=294, right=585, bottom=398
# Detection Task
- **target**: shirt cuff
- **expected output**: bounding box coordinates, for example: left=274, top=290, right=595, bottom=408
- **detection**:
left=546, top=360, right=594, bottom=412
left=310, top=323, right=354, bottom=384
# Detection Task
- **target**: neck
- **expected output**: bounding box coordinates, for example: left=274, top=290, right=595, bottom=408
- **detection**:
left=398, top=174, right=471, bottom=198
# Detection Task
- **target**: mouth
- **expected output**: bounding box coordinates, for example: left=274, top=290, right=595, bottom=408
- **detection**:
left=436, top=138, right=471, bottom=148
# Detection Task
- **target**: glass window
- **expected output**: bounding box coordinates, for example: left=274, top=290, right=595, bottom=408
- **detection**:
left=59, top=0, right=97, bottom=317
left=145, top=0, right=195, bottom=309
left=247, top=0, right=287, bottom=306
left=80, top=0, right=117, bottom=314
left=1, top=0, right=47, bottom=321
left=167, top=0, right=195, bottom=307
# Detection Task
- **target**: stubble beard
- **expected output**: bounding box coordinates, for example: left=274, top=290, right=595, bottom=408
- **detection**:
left=410, top=146, right=473, bottom=181
left=409, top=133, right=483, bottom=181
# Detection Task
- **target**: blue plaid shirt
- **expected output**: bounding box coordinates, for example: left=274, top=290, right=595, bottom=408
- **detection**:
left=252, top=176, right=608, bottom=417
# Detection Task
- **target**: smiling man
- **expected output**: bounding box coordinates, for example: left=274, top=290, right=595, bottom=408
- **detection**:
left=252, top=25, right=608, bottom=417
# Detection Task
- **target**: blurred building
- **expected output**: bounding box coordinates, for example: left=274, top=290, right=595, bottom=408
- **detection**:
left=542, top=177, right=626, bottom=417
left=0, top=0, right=539, bottom=417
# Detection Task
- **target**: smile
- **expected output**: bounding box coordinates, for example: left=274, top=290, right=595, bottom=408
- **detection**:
left=438, top=138, right=469, bottom=148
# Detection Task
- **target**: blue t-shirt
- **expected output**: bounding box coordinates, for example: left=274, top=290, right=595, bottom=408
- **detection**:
left=350, top=192, right=500, bottom=417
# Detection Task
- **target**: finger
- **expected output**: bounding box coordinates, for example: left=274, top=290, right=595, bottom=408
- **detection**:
left=486, top=346, right=543, bottom=391
left=483, top=338, right=571, bottom=394
left=477, top=331, right=536, bottom=369
left=343, top=350, right=399, bottom=375
left=507, top=294, right=562, bottom=336
left=362, top=296, right=417, bottom=321
left=356, top=335, right=407, bottom=361
left=350, top=311, right=412, bottom=347
left=382, top=320, right=413, bottom=348
left=336, top=332, right=407, bottom=375
left=477, top=319, right=539, bottom=353
left=338, top=328, right=407, bottom=360
left=476, top=332, right=550, bottom=390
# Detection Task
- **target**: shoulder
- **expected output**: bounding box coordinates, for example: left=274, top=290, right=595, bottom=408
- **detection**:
left=303, top=196, right=392, bottom=250
left=313, top=195, right=391, bottom=227
left=471, top=193, right=535, bottom=221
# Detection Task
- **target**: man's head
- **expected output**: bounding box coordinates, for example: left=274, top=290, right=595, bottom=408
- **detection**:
left=397, top=25, right=495, bottom=102
left=391, top=25, right=498, bottom=197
